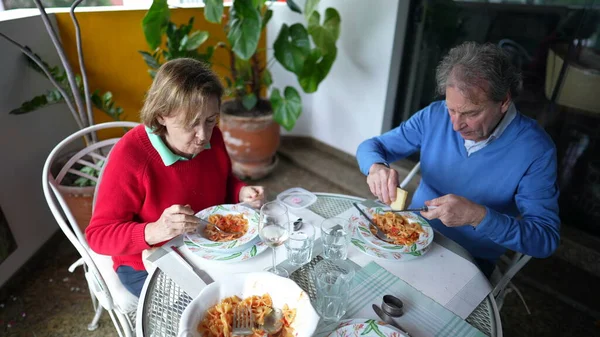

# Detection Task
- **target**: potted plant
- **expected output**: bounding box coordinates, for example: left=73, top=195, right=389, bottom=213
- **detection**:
left=0, top=0, right=124, bottom=227
left=140, top=0, right=341, bottom=179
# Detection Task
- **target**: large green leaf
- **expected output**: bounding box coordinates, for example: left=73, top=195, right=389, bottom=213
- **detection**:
left=138, top=50, right=161, bottom=69
left=304, top=0, right=319, bottom=21
left=185, top=30, right=210, bottom=51
left=285, top=0, right=302, bottom=14
left=273, top=23, right=310, bottom=75
left=307, top=9, right=340, bottom=55
left=204, top=0, right=224, bottom=23
left=271, top=86, right=301, bottom=131
left=228, top=0, right=262, bottom=60
left=261, top=68, right=272, bottom=87
left=91, top=90, right=123, bottom=121
left=242, top=93, right=258, bottom=110
left=261, top=9, right=273, bottom=30
left=142, top=0, right=170, bottom=50
left=322, top=8, right=341, bottom=41
left=298, top=47, right=336, bottom=93
left=9, top=90, right=63, bottom=114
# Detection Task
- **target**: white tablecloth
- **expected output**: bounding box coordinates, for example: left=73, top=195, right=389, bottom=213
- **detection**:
left=152, top=205, right=491, bottom=320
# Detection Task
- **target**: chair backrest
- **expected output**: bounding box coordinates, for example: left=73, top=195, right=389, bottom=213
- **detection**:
left=42, top=121, right=140, bottom=314
left=491, top=252, right=532, bottom=297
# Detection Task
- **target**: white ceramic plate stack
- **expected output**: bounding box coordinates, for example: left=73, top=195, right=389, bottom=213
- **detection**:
left=350, top=205, right=434, bottom=261
left=183, top=204, right=268, bottom=262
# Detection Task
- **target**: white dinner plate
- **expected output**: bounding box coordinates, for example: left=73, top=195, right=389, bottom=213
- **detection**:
left=178, top=272, right=319, bottom=337
left=185, top=204, right=259, bottom=253
left=352, top=205, right=434, bottom=253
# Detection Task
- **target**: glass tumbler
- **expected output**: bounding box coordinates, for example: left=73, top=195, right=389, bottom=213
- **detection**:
left=321, top=217, right=352, bottom=261
left=284, top=220, right=315, bottom=267
left=312, top=259, right=355, bottom=322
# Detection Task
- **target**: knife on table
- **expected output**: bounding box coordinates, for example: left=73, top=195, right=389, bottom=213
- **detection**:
left=390, top=205, right=438, bottom=212
left=171, top=245, right=214, bottom=285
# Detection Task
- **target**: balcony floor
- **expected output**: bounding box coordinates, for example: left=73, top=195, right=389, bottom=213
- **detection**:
left=1, top=137, right=599, bottom=337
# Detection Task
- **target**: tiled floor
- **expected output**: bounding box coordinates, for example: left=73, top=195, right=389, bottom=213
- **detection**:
left=1, top=153, right=600, bottom=336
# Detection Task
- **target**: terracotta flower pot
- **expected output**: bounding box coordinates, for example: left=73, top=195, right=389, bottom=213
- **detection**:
left=220, top=99, right=280, bottom=180
left=57, top=185, right=95, bottom=234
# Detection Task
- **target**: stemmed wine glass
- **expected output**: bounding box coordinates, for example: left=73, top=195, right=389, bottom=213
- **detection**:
left=258, top=201, right=290, bottom=277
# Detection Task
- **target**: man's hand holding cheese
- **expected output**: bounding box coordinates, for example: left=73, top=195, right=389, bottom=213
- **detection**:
left=366, top=163, right=408, bottom=209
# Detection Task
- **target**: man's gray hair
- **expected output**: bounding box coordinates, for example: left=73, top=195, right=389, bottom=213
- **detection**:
left=436, top=42, right=523, bottom=102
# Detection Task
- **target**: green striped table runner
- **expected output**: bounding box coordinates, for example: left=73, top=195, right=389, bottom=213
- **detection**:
left=313, top=261, right=487, bottom=337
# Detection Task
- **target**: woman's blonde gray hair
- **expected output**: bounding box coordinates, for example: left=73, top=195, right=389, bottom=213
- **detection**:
left=140, top=58, right=223, bottom=135
left=436, top=42, right=522, bottom=103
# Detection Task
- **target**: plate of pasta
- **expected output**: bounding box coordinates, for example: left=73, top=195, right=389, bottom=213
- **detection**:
left=351, top=206, right=434, bottom=253
left=178, top=272, right=319, bottom=337
left=186, top=204, right=260, bottom=253
left=327, top=318, right=409, bottom=337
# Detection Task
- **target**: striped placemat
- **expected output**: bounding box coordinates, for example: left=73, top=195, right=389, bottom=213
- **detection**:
left=313, top=261, right=487, bottom=337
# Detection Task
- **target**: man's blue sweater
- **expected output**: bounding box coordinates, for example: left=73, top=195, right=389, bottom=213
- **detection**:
left=356, top=101, right=560, bottom=263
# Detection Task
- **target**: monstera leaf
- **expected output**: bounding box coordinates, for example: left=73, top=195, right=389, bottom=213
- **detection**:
left=271, top=86, right=301, bottom=131
left=142, top=0, right=170, bottom=50
left=228, top=0, right=262, bottom=60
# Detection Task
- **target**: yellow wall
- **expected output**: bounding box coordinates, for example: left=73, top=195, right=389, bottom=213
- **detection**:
left=55, top=7, right=266, bottom=138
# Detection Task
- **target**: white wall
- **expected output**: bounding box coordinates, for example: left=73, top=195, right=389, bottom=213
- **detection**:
left=267, top=0, right=408, bottom=156
left=0, top=14, right=80, bottom=287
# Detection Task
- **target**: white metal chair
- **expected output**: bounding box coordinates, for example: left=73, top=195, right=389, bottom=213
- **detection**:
left=398, top=161, right=532, bottom=313
left=490, top=252, right=532, bottom=314
left=42, top=121, right=140, bottom=337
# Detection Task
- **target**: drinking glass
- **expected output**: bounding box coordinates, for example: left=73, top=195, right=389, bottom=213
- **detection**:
left=284, top=220, right=315, bottom=267
left=313, top=259, right=355, bottom=322
left=321, top=217, right=352, bottom=261
left=258, top=201, right=290, bottom=277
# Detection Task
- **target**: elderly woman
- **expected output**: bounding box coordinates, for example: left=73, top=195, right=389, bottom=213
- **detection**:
left=86, top=58, right=265, bottom=297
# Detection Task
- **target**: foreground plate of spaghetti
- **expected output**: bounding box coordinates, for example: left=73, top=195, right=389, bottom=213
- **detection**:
left=178, top=272, right=319, bottom=337
left=351, top=206, right=434, bottom=253
left=185, top=204, right=260, bottom=253
left=197, top=294, right=296, bottom=337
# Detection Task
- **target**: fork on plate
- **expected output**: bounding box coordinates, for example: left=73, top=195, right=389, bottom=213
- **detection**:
left=232, top=303, right=254, bottom=336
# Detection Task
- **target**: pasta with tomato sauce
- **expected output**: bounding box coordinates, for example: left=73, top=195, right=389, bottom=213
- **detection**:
left=372, top=211, right=424, bottom=246
left=197, top=294, right=296, bottom=337
left=204, top=214, right=248, bottom=242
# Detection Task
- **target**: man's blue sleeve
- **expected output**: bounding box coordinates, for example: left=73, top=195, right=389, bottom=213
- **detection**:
left=475, top=148, right=561, bottom=258
left=356, top=107, right=428, bottom=176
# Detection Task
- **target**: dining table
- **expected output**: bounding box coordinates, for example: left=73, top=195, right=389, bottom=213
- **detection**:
left=135, top=192, right=502, bottom=337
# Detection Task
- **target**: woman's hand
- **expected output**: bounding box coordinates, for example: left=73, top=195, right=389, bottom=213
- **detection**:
left=144, top=204, right=200, bottom=245
left=239, top=186, right=265, bottom=209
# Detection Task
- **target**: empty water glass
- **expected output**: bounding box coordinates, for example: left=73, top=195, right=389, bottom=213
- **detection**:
left=285, top=220, right=315, bottom=267
left=313, top=259, right=355, bottom=322
left=321, top=217, right=352, bottom=261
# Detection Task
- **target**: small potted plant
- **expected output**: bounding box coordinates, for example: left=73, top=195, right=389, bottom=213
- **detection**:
left=0, top=0, right=124, bottom=227
left=140, top=0, right=341, bottom=179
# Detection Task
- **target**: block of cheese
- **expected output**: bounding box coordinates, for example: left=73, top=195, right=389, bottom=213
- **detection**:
left=390, top=187, right=408, bottom=210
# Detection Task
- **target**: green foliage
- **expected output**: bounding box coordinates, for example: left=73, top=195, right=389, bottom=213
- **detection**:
left=270, top=86, right=301, bottom=131
left=227, top=0, right=262, bottom=61
left=140, top=10, right=213, bottom=79
left=73, top=160, right=104, bottom=187
left=141, top=0, right=341, bottom=131
left=10, top=50, right=123, bottom=121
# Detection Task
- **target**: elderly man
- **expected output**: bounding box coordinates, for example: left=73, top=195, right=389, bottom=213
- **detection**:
left=356, top=42, right=560, bottom=276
